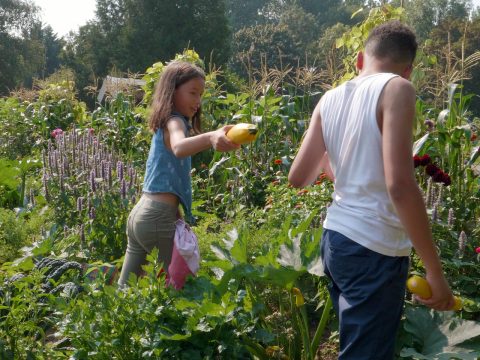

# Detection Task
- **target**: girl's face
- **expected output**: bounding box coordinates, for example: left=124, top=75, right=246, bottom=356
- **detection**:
left=173, top=76, right=205, bottom=119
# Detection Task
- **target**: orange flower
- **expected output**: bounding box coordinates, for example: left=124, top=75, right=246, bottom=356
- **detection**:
left=274, top=159, right=282, bottom=165
left=271, top=180, right=280, bottom=186
left=297, top=189, right=308, bottom=195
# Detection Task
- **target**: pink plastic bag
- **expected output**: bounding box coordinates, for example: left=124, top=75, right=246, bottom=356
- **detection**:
left=167, top=219, right=200, bottom=289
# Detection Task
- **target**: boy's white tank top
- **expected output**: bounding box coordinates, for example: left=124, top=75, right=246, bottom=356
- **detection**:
left=320, top=73, right=411, bottom=257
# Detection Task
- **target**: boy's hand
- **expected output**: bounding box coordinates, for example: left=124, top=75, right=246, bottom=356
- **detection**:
left=416, top=272, right=455, bottom=311
left=210, top=125, right=240, bottom=152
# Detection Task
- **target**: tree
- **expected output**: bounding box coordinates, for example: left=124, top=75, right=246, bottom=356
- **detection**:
left=230, top=22, right=304, bottom=77
left=0, top=0, right=37, bottom=33
left=0, top=0, right=43, bottom=94
left=41, top=26, right=66, bottom=77
left=71, top=0, right=230, bottom=77
left=403, top=0, right=472, bottom=42
left=225, top=0, right=269, bottom=32
left=121, top=0, right=230, bottom=71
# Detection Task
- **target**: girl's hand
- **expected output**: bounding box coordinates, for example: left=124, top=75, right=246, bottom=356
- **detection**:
left=210, top=125, right=240, bottom=152
left=415, top=272, right=455, bottom=311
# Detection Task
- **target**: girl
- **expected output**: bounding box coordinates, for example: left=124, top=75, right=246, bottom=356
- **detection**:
left=118, top=61, right=238, bottom=286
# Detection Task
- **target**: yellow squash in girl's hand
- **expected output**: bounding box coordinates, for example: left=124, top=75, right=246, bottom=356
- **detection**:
left=226, top=123, right=258, bottom=145
left=406, top=275, right=463, bottom=311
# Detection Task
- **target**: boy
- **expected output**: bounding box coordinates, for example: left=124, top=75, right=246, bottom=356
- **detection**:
left=288, top=21, right=454, bottom=359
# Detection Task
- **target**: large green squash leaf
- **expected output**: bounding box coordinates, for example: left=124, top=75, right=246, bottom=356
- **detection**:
left=400, top=306, right=480, bottom=359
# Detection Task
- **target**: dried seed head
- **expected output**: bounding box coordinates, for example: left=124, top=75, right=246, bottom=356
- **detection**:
left=80, top=224, right=85, bottom=246
left=29, top=189, right=35, bottom=206
left=425, top=178, right=433, bottom=206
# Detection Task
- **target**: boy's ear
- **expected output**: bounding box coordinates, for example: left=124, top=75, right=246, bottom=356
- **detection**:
left=402, top=64, right=413, bottom=79
left=356, top=51, right=364, bottom=71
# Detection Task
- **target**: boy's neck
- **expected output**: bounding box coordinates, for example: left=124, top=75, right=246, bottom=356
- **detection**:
left=356, top=53, right=412, bottom=80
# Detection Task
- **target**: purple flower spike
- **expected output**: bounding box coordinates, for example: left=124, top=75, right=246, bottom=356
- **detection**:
left=90, top=170, right=96, bottom=193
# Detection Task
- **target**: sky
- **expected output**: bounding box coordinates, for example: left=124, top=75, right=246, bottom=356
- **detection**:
left=33, top=0, right=480, bottom=38
left=33, top=0, right=97, bottom=37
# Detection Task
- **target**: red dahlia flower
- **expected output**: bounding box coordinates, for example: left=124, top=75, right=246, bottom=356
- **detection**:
left=425, top=164, right=440, bottom=176
left=432, top=171, right=445, bottom=183
left=441, top=173, right=452, bottom=186
left=413, top=155, right=421, bottom=168
left=420, top=154, right=431, bottom=166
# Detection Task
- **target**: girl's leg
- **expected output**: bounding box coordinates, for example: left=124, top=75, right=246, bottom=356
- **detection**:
left=118, top=196, right=177, bottom=287
left=118, top=200, right=147, bottom=286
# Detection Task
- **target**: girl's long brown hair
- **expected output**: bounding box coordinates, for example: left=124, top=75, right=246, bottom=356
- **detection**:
left=148, top=61, right=205, bottom=134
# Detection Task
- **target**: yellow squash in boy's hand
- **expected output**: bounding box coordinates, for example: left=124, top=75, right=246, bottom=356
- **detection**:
left=226, top=123, right=258, bottom=145
left=406, top=275, right=463, bottom=311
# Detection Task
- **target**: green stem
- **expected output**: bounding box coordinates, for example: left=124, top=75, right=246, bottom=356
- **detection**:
left=19, top=173, right=26, bottom=207
left=299, top=305, right=311, bottom=360
left=241, top=335, right=268, bottom=359
left=310, top=293, right=332, bottom=355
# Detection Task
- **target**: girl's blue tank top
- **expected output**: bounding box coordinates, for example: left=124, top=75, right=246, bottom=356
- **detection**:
left=143, top=112, right=194, bottom=223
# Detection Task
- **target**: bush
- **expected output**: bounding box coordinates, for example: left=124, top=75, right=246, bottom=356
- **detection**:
left=0, top=208, right=27, bottom=263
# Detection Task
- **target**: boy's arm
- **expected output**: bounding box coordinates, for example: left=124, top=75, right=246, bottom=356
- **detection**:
left=167, top=117, right=238, bottom=157
left=381, top=77, right=454, bottom=311
left=288, top=101, right=328, bottom=187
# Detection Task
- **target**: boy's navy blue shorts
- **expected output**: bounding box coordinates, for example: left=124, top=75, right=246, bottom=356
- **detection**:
left=321, top=229, right=409, bottom=360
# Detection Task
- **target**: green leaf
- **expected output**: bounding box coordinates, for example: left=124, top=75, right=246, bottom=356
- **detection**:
left=277, top=234, right=303, bottom=271
left=31, top=237, right=53, bottom=256
left=351, top=8, right=364, bottom=19
left=209, top=156, right=230, bottom=176
left=400, top=306, right=480, bottom=359
left=413, top=133, right=430, bottom=155
left=229, top=230, right=248, bottom=264
left=12, top=256, right=34, bottom=271
left=468, top=146, right=480, bottom=166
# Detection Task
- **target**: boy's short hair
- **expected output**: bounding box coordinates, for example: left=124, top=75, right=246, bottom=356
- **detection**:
left=365, top=20, right=418, bottom=64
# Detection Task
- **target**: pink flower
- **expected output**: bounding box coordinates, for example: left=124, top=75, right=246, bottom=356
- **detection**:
left=51, top=128, right=63, bottom=138
left=476, top=247, right=480, bottom=254
left=89, top=128, right=94, bottom=135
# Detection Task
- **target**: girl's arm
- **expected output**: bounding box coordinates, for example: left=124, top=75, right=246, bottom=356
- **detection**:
left=288, top=102, right=328, bottom=187
left=166, top=117, right=239, bottom=158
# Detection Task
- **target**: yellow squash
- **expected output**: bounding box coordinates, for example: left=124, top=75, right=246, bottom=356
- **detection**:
left=407, top=275, right=432, bottom=299
left=452, top=296, right=463, bottom=311
left=406, top=275, right=463, bottom=311
left=226, top=123, right=258, bottom=145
